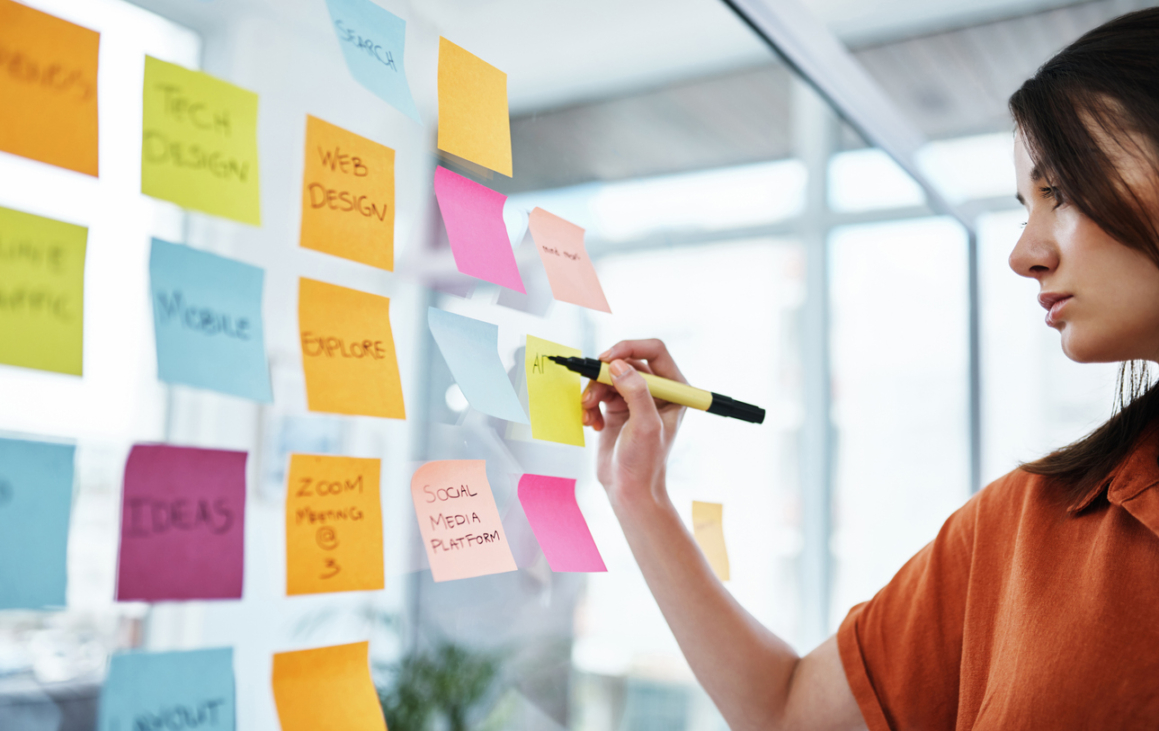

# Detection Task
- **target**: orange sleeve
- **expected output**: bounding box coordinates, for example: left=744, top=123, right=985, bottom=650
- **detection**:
left=837, top=489, right=981, bottom=731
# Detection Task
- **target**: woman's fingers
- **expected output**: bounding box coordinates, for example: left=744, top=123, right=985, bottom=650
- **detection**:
left=600, top=339, right=685, bottom=383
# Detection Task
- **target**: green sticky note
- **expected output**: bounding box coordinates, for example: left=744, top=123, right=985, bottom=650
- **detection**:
left=0, top=206, right=87, bottom=375
left=141, top=56, right=262, bottom=225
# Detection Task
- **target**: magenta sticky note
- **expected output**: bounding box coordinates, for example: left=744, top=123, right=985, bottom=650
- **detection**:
left=516, top=474, right=606, bottom=573
left=433, top=166, right=525, bottom=293
left=116, top=445, right=247, bottom=601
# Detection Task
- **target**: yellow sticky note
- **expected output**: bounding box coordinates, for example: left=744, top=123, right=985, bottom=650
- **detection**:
left=0, top=0, right=99, bottom=176
left=141, top=56, right=261, bottom=225
left=525, top=335, right=583, bottom=447
left=692, top=501, right=730, bottom=581
left=286, top=454, right=384, bottom=595
left=298, top=277, right=405, bottom=419
left=436, top=37, right=512, bottom=177
left=300, top=116, right=395, bottom=270
left=0, top=206, right=87, bottom=375
left=272, top=641, right=387, bottom=731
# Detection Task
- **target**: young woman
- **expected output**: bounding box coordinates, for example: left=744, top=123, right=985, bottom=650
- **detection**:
left=580, top=9, right=1159, bottom=730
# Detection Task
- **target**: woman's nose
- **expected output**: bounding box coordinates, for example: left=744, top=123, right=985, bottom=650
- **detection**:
left=1008, top=222, right=1058, bottom=279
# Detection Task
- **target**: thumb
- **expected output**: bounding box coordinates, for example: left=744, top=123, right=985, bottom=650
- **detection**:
left=609, top=360, right=661, bottom=432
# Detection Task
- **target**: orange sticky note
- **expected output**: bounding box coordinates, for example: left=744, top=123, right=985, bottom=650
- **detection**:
left=436, top=37, right=512, bottom=177
left=298, top=278, right=405, bottom=419
left=285, top=454, right=384, bottom=596
left=410, top=460, right=517, bottom=582
left=528, top=207, right=611, bottom=313
left=692, top=501, right=730, bottom=581
left=0, top=0, right=99, bottom=176
left=300, top=116, right=395, bottom=270
left=272, top=641, right=386, bottom=731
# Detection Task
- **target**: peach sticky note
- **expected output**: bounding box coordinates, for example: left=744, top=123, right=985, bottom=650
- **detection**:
left=692, top=501, right=730, bottom=581
left=300, top=115, right=395, bottom=270
left=528, top=207, right=611, bottom=313
left=410, top=460, right=517, bottom=582
left=286, top=454, right=384, bottom=596
left=525, top=335, right=584, bottom=447
left=0, top=0, right=99, bottom=176
left=433, top=166, right=524, bottom=292
left=436, top=37, right=512, bottom=177
left=298, top=278, right=405, bottom=419
left=141, top=56, right=261, bottom=225
left=272, top=642, right=386, bottom=731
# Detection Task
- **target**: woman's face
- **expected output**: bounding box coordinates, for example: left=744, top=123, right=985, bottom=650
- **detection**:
left=1009, top=132, right=1159, bottom=362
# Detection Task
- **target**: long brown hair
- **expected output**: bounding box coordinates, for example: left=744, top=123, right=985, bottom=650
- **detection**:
left=1009, top=8, right=1159, bottom=501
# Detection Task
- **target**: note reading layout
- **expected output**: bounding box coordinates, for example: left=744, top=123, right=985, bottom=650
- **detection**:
left=272, top=642, right=387, bottom=731
left=525, top=335, right=585, bottom=447
left=324, top=0, right=421, bottom=122
left=432, top=166, right=524, bottom=292
left=517, top=473, right=606, bottom=573
left=141, top=56, right=261, bottom=225
left=0, top=0, right=99, bottom=175
left=427, top=307, right=528, bottom=423
left=97, top=648, right=236, bottom=731
left=300, top=116, right=395, bottom=270
left=692, top=501, right=730, bottom=581
left=411, top=460, right=517, bottom=582
left=436, top=37, right=512, bottom=177
left=528, top=207, right=612, bottom=313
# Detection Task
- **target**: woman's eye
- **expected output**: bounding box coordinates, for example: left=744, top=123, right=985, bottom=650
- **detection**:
left=1041, top=186, right=1066, bottom=209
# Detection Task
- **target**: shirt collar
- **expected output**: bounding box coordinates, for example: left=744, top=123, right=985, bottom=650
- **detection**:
left=1068, top=420, right=1159, bottom=514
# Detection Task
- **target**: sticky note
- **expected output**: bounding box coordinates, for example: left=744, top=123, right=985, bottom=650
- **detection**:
left=272, top=642, right=386, bottom=731
left=692, top=501, right=730, bottom=581
left=0, top=437, right=74, bottom=610
left=517, top=474, right=605, bottom=573
left=286, top=454, right=383, bottom=596
left=116, top=445, right=246, bottom=601
left=528, top=207, right=611, bottom=313
left=141, top=56, right=261, bottom=225
left=525, top=335, right=584, bottom=447
left=436, top=37, right=512, bottom=177
left=298, top=278, right=405, bottom=419
left=410, top=460, right=517, bottom=582
left=324, top=0, right=420, bottom=122
left=433, top=166, right=523, bottom=292
left=98, top=648, right=235, bottom=731
left=150, top=239, right=272, bottom=402
left=0, top=0, right=99, bottom=176
left=0, top=205, right=87, bottom=375
left=427, top=308, right=527, bottom=423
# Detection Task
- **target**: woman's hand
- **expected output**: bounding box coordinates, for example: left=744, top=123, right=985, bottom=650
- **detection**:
left=581, top=339, right=687, bottom=509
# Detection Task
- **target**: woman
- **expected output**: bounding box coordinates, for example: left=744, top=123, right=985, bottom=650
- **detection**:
left=580, top=9, right=1159, bottom=730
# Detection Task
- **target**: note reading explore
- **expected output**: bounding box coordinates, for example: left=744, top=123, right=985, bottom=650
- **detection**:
left=692, top=501, right=730, bottom=581
left=298, top=277, right=406, bottom=419
left=528, top=207, right=611, bottom=313
left=436, top=37, right=512, bottom=177
left=432, top=165, right=524, bottom=292
left=0, top=0, right=99, bottom=175
left=411, top=460, right=517, bottom=582
left=525, top=335, right=584, bottom=447
left=324, top=0, right=421, bottom=122
left=116, top=444, right=247, bottom=601
left=286, top=454, right=384, bottom=595
left=427, top=307, right=528, bottom=423
left=300, top=115, right=395, bottom=270
left=141, top=56, right=261, bottom=225
left=517, top=474, right=606, bottom=573
left=0, top=437, right=74, bottom=610
left=272, top=641, right=387, bottom=731
left=0, top=205, right=87, bottom=375
left=98, top=648, right=236, bottom=731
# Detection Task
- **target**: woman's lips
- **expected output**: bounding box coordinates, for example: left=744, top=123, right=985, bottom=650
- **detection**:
left=1038, top=293, right=1072, bottom=327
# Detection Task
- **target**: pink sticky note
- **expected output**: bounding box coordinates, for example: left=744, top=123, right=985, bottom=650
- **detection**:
left=411, top=460, right=518, bottom=582
left=517, top=474, right=606, bottom=573
left=433, top=166, right=525, bottom=293
left=116, top=445, right=246, bottom=601
left=527, top=207, right=610, bottom=313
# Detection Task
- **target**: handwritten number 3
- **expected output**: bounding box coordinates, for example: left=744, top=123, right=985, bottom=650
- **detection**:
left=321, top=558, right=341, bottom=579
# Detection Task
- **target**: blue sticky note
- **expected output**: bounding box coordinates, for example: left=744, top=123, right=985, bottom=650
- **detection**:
left=325, top=0, right=422, bottom=123
left=98, top=648, right=236, bottom=731
left=0, top=438, right=74, bottom=610
left=428, top=307, right=529, bottom=423
left=150, top=238, right=273, bottom=402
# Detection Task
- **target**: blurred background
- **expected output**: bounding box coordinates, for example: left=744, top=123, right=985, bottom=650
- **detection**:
left=0, top=0, right=1146, bottom=728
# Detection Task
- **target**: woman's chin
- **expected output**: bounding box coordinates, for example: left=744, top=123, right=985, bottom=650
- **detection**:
left=1059, top=327, right=1135, bottom=364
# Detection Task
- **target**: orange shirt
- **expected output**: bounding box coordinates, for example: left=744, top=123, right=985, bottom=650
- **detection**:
left=838, top=428, right=1159, bottom=730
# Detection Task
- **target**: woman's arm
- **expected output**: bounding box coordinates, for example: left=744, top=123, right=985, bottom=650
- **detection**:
left=583, top=339, right=866, bottom=731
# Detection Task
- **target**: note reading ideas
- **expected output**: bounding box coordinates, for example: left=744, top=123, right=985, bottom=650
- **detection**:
left=525, top=335, right=585, bottom=447
left=0, top=0, right=99, bottom=175
left=300, top=115, right=395, bottom=270
left=0, top=437, right=74, bottom=610
left=427, top=307, right=528, bottom=423
left=98, top=648, right=236, bottom=731
left=692, top=501, right=730, bottom=581
left=286, top=454, right=384, bottom=596
left=324, top=0, right=420, bottom=122
left=298, top=277, right=405, bottom=419
left=517, top=474, right=606, bottom=573
left=272, top=641, right=387, bottom=731
left=436, top=37, right=512, bottom=177
left=528, top=207, right=612, bottom=313
left=432, top=166, right=524, bottom=292
left=149, top=238, right=272, bottom=402
left=141, top=56, right=261, bottom=225
left=0, top=205, right=87, bottom=375
left=116, top=444, right=247, bottom=601
left=410, top=460, right=517, bottom=582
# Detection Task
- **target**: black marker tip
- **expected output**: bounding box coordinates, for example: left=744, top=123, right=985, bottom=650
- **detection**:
left=547, top=355, right=567, bottom=365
